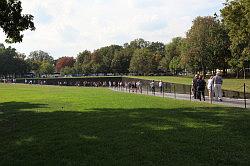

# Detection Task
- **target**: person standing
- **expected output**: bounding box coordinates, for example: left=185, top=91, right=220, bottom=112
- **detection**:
left=136, top=81, right=142, bottom=93
left=132, top=81, right=136, bottom=92
left=159, top=80, right=163, bottom=93
left=150, top=80, right=155, bottom=94
left=197, top=75, right=206, bottom=101
left=213, top=72, right=223, bottom=101
left=207, top=76, right=214, bottom=100
left=192, top=74, right=199, bottom=99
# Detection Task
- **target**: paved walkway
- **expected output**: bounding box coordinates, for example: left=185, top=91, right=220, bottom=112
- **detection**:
left=111, top=87, right=249, bottom=109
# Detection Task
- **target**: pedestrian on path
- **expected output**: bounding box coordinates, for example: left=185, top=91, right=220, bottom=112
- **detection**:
left=159, top=80, right=163, bottom=93
left=213, top=72, right=223, bottom=101
left=207, top=76, right=214, bottom=100
left=150, top=80, right=155, bottom=94
left=197, top=75, right=206, bottom=101
left=192, top=74, right=199, bottom=99
left=136, top=81, right=142, bottom=93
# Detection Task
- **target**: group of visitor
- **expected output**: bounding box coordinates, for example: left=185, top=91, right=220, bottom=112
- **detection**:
left=22, top=78, right=166, bottom=94
left=192, top=72, right=223, bottom=101
left=149, top=80, right=164, bottom=94
left=1, top=78, right=16, bottom=83
left=124, top=81, right=143, bottom=93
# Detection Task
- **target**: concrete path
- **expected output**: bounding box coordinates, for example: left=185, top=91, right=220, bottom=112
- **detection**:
left=111, top=87, right=249, bottom=109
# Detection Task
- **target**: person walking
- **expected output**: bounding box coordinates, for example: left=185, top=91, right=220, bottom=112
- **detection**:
left=207, top=76, right=214, bottom=100
left=213, top=72, right=223, bottom=101
left=192, top=74, right=199, bottom=99
left=197, top=75, right=206, bottom=101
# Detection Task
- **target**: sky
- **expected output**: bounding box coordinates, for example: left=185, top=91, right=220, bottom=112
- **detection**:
left=0, top=0, right=225, bottom=59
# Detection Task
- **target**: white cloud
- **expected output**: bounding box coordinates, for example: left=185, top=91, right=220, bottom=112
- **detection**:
left=0, top=0, right=225, bottom=58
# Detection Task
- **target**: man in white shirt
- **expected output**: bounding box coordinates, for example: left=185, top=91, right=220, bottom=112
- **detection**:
left=159, top=80, right=163, bottom=93
left=150, top=80, right=155, bottom=94
left=213, top=72, right=223, bottom=101
left=207, top=76, right=214, bottom=100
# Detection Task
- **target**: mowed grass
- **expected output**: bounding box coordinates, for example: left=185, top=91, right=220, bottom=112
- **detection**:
left=0, top=84, right=250, bottom=165
left=130, top=76, right=250, bottom=92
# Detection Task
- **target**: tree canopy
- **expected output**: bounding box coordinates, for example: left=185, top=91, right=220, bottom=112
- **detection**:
left=0, top=0, right=35, bottom=43
left=129, top=48, right=154, bottom=75
left=56, top=57, right=75, bottom=73
left=221, top=0, right=250, bottom=75
left=1, top=0, right=250, bottom=78
left=0, top=43, right=29, bottom=77
left=181, top=16, right=230, bottom=75
left=27, top=50, right=54, bottom=76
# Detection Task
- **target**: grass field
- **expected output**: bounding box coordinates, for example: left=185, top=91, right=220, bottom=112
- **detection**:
left=0, top=84, right=250, bottom=165
left=130, top=76, right=250, bottom=92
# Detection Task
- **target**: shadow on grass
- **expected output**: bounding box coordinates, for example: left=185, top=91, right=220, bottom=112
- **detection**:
left=0, top=101, right=48, bottom=111
left=0, top=102, right=249, bottom=165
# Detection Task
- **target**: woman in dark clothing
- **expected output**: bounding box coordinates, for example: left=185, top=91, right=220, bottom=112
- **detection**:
left=192, top=74, right=199, bottom=99
left=197, top=75, right=206, bottom=101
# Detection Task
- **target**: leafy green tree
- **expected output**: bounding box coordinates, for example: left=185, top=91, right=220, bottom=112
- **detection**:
left=178, top=38, right=197, bottom=72
left=0, top=44, right=29, bottom=77
left=39, top=61, right=54, bottom=75
left=148, top=41, right=166, bottom=57
left=0, top=44, right=16, bottom=76
left=129, top=48, right=154, bottom=75
left=126, top=38, right=150, bottom=50
left=152, top=53, right=163, bottom=74
left=82, top=63, right=92, bottom=74
left=28, top=50, right=54, bottom=63
left=74, top=50, right=92, bottom=73
left=93, top=45, right=123, bottom=74
left=27, top=50, right=54, bottom=76
left=147, top=42, right=166, bottom=73
left=182, top=16, right=230, bottom=76
left=221, top=0, right=250, bottom=77
left=76, top=50, right=92, bottom=64
left=159, top=57, right=169, bottom=73
left=169, top=56, right=183, bottom=75
left=159, top=37, right=183, bottom=73
left=13, top=53, right=30, bottom=77
left=0, top=0, right=35, bottom=43
left=91, top=62, right=101, bottom=74
left=60, top=66, right=76, bottom=76
left=111, top=48, right=133, bottom=74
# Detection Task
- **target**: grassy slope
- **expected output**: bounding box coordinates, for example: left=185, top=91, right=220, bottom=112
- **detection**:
left=130, top=76, right=250, bottom=92
left=0, top=84, right=250, bottom=165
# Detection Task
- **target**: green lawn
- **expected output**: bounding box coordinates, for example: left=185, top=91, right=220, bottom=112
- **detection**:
left=130, top=76, right=250, bottom=92
left=0, top=84, right=250, bottom=165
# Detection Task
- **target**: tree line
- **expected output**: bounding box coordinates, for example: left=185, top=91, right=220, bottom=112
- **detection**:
left=0, top=0, right=249, bottom=78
